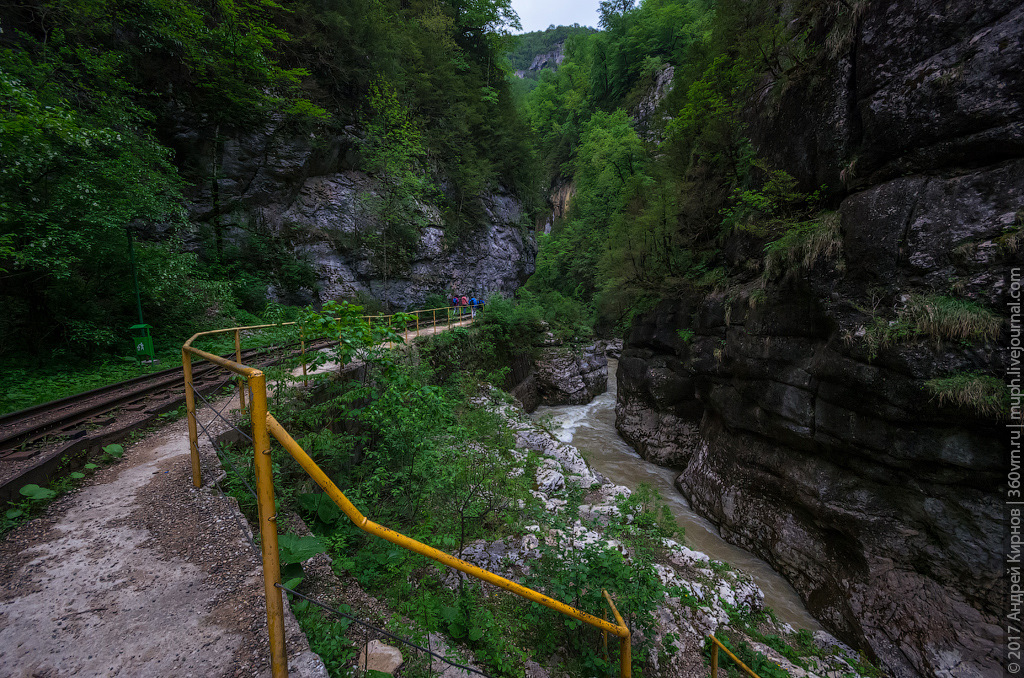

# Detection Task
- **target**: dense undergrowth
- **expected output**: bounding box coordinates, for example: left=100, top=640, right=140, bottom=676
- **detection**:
left=207, top=302, right=866, bottom=677
left=217, top=303, right=676, bottom=675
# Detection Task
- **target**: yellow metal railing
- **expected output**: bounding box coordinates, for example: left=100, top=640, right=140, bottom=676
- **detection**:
left=708, top=634, right=767, bottom=678
left=182, top=309, right=631, bottom=678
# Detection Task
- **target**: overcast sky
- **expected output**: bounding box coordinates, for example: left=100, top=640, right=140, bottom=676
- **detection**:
left=510, top=0, right=600, bottom=33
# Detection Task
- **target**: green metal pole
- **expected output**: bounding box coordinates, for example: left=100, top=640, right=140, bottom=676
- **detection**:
left=126, top=226, right=145, bottom=326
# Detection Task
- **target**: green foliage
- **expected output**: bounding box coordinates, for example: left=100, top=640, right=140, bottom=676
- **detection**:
left=856, top=294, right=1003, bottom=361
left=527, top=109, right=648, bottom=308
left=292, top=607, right=356, bottom=677
left=2, top=0, right=538, bottom=362
left=924, top=372, right=1011, bottom=419
left=519, top=483, right=677, bottom=677
left=0, top=0, right=332, bottom=359
left=277, top=533, right=328, bottom=564
left=763, top=212, right=842, bottom=279
left=521, top=0, right=863, bottom=333
left=298, top=492, right=342, bottom=527
left=19, top=484, right=58, bottom=502
left=358, top=77, right=433, bottom=286
left=102, top=444, right=125, bottom=459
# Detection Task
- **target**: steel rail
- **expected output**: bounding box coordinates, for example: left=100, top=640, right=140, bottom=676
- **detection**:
left=1, top=341, right=322, bottom=456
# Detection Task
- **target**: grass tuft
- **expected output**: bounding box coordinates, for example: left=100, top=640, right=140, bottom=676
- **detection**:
left=854, top=293, right=1002, bottom=361
left=997, top=210, right=1023, bottom=253
left=906, top=295, right=1002, bottom=343
left=763, top=212, right=842, bottom=280
left=924, top=372, right=1010, bottom=419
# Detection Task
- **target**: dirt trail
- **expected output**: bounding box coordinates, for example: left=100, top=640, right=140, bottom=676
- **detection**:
left=0, top=316, right=477, bottom=677
left=0, top=399, right=326, bottom=678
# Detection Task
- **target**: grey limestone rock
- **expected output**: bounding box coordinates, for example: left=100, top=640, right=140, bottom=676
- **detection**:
left=534, top=344, right=608, bottom=407
left=176, top=125, right=536, bottom=309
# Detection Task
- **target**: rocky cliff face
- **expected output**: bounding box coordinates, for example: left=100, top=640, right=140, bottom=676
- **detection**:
left=631, top=64, right=675, bottom=139
left=539, top=179, right=575, bottom=234
left=617, top=3, right=1019, bottom=677
left=525, top=41, right=565, bottom=75
left=172, top=128, right=536, bottom=307
left=511, top=341, right=608, bottom=412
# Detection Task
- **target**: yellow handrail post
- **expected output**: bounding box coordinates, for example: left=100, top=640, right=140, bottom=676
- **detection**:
left=182, top=349, right=202, bottom=488
left=708, top=635, right=765, bottom=678
left=416, top=311, right=420, bottom=339
left=251, top=372, right=288, bottom=678
left=235, top=329, right=246, bottom=413
left=603, top=590, right=630, bottom=678
left=603, top=609, right=609, bottom=664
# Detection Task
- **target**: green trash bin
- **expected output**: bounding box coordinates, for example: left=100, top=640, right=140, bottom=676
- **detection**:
left=131, top=324, right=155, bottom=362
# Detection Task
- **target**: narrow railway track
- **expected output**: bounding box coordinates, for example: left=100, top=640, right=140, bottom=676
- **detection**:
left=0, top=338, right=335, bottom=499
left=0, top=313, right=468, bottom=500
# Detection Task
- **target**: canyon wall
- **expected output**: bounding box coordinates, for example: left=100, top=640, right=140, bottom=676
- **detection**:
left=168, top=128, right=536, bottom=308
left=617, top=3, right=1020, bottom=677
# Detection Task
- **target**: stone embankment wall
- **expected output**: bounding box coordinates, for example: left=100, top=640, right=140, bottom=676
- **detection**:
left=617, top=3, right=1020, bottom=677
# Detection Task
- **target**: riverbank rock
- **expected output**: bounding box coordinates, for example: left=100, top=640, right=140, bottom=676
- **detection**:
left=596, top=338, right=623, bottom=359
left=358, top=641, right=403, bottom=674
left=441, top=399, right=872, bottom=677
left=534, top=344, right=608, bottom=407
left=508, top=342, right=608, bottom=412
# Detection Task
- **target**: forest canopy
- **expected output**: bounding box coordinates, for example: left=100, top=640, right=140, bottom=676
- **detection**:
left=0, top=0, right=535, bottom=360
left=520, top=0, right=852, bottom=332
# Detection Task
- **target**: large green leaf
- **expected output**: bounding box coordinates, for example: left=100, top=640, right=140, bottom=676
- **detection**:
left=277, top=533, right=326, bottom=564
left=297, top=492, right=342, bottom=525
left=19, top=484, right=57, bottom=501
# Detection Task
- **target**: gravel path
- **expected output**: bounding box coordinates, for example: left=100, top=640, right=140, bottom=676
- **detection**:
left=0, top=396, right=327, bottom=678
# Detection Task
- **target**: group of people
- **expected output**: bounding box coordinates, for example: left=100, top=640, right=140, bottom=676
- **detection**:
left=451, top=294, right=484, bottom=318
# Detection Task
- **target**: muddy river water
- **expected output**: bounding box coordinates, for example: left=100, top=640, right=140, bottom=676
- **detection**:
left=532, top=358, right=823, bottom=631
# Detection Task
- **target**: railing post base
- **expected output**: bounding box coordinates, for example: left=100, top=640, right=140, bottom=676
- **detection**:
left=182, top=349, right=201, bottom=488
left=251, top=372, right=288, bottom=678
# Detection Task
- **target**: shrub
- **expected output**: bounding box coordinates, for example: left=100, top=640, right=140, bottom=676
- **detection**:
left=860, top=315, right=917, bottom=361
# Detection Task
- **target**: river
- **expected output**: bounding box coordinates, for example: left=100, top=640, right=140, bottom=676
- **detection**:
left=532, top=358, right=823, bottom=631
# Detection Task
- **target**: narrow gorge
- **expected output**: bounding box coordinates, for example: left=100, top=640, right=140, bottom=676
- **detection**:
left=1, top=0, right=1017, bottom=676
left=609, top=3, right=1018, bottom=676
